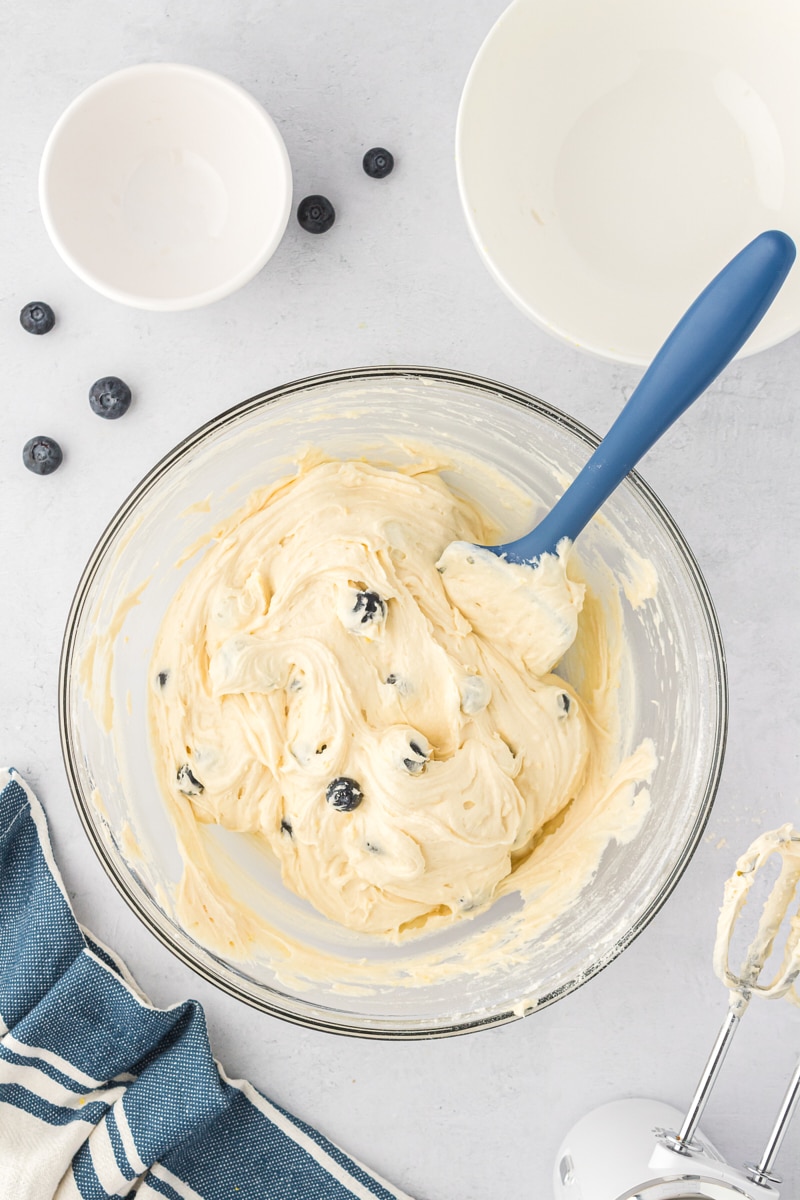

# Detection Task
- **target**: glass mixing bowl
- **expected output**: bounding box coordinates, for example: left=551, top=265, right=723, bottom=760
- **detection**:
left=59, top=366, right=727, bottom=1038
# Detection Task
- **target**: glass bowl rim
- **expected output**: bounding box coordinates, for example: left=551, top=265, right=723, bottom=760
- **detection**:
left=58, top=364, right=728, bottom=1039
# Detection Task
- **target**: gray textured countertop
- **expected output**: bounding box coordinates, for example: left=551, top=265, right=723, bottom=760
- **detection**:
left=2, top=2, right=799, bottom=1196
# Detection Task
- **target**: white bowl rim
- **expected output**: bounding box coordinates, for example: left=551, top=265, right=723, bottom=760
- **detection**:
left=455, top=0, right=800, bottom=365
left=38, top=62, right=293, bottom=312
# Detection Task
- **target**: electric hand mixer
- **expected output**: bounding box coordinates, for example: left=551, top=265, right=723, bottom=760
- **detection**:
left=555, top=826, right=800, bottom=1199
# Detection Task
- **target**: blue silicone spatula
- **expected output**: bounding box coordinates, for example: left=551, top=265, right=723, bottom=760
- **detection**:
left=488, top=230, right=795, bottom=565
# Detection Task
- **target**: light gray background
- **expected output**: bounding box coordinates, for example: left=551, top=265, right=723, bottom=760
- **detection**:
left=2, top=2, right=799, bottom=1197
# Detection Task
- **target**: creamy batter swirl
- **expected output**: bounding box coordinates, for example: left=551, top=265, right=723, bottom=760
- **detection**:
left=149, top=454, right=598, bottom=938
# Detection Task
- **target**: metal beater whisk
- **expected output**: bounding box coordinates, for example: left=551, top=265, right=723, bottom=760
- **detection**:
left=658, top=824, right=800, bottom=1188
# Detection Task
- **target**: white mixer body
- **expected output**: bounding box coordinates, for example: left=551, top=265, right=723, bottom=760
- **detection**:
left=552, top=1098, right=778, bottom=1199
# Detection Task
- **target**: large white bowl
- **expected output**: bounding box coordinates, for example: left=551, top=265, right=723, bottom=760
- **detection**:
left=40, top=64, right=292, bottom=311
left=457, top=0, right=800, bottom=363
left=60, top=367, right=727, bottom=1038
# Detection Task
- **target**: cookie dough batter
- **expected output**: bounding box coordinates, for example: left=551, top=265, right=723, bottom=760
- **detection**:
left=149, top=454, right=622, bottom=939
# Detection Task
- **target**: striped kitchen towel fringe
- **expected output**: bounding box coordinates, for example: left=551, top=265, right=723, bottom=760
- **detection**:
left=0, top=767, right=412, bottom=1200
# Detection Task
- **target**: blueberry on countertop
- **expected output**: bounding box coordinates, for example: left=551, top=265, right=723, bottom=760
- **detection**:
left=326, top=776, right=364, bottom=812
left=89, top=376, right=132, bottom=419
left=177, top=764, right=204, bottom=796
left=20, top=301, right=55, bottom=335
left=22, top=435, right=62, bottom=475
left=297, top=195, right=336, bottom=234
left=362, top=147, right=394, bottom=179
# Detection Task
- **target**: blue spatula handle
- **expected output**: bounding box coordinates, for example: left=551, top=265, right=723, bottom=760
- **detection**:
left=493, top=230, right=795, bottom=564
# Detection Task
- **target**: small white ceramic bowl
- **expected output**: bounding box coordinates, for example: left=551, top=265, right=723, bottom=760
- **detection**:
left=40, top=64, right=292, bottom=311
left=457, top=0, right=800, bottom=363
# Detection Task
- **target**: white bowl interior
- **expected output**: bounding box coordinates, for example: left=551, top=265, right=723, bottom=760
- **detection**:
left=40, top=64, right=292, bottom=309
left=61, top=369, right=725, bottom=1036
left=457, top=0, right=800, bottom=363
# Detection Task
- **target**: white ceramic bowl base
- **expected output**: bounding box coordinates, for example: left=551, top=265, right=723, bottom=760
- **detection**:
left=457, top=0, right=800, bottom=363
left=40, top=64, right=292, bottom=310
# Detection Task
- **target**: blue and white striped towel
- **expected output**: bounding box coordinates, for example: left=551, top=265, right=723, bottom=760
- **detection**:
left=0, top=768, right=412, bottom=1200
